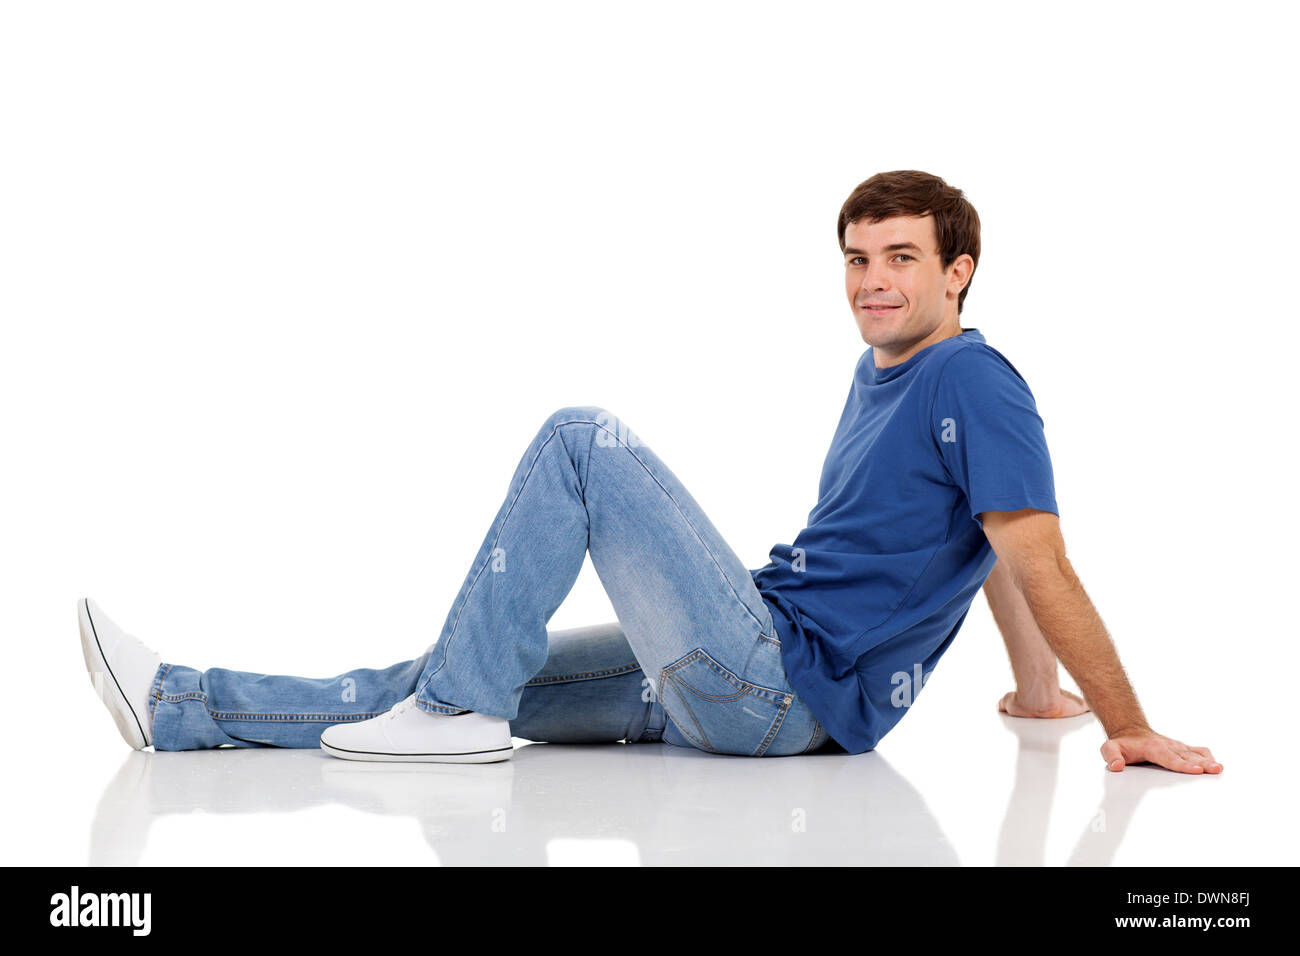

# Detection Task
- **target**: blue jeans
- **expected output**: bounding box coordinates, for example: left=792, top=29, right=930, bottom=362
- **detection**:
left=149, top=406, right=830, bottom=757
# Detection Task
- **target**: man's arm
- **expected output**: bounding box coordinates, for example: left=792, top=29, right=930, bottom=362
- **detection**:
left=982, top=556, right=1087, bottom=717
left=979, top=508, right=1222, bottom=775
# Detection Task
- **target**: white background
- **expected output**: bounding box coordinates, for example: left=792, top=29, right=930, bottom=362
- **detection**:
left=2, top=0, right=1296, bottom=866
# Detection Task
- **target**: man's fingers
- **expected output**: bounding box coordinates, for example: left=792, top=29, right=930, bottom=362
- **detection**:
left=1186, top=745, right=1223, bottom=770
left=1100, top=739, right=1125, bottom=772
left=1165, top=752, right=1205, bottom=773
left=1103, top=733, right=1222, bottom=774
left=1154, top=740, right=1224, bottom=774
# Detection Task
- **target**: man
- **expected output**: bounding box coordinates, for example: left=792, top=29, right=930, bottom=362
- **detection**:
left=755, top=169, right=1220, bottom=775
left=78, top=170, right=1221, bottom=775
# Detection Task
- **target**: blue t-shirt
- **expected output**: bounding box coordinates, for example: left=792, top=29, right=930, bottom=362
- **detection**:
left=750, top=327, right=1058, bottom=755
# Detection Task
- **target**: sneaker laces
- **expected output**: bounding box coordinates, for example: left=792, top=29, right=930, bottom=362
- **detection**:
left=385, top=694, right=421, bottom=721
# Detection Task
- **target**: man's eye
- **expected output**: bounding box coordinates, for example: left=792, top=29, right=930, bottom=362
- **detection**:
left=847, top=255, right=911, bottom=265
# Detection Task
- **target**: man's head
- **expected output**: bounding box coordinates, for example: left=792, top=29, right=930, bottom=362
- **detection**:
left=838, top=171, right=980, bottom=366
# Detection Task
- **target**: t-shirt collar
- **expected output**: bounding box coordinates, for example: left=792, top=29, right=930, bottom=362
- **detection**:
left=867, top=327, right=984, bottom=384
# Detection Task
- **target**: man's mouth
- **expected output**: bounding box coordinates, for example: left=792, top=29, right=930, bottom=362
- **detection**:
left=861, top=304, right=901, bottom=312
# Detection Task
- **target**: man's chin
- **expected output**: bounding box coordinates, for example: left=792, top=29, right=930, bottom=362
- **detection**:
left=856, top=326, right=893, bottom=348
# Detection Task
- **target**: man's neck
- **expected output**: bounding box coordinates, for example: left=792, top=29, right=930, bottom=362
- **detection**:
left=874, top=319, right=965, bottom=369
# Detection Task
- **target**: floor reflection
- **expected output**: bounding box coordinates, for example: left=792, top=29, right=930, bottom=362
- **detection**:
left=90, top=741, right=956, bottom=865
left=993, top=712, right=1203, bottom=866
left=90, top=717, right=1195, bottom=865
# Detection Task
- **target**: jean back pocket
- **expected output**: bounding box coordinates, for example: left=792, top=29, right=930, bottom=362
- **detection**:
left=657, top=647, right=794, bottom=757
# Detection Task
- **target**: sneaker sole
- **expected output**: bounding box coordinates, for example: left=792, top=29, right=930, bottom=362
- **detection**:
left=319, top=739, right=514, bottom=764
left=78, top=598, right=151, bottom=750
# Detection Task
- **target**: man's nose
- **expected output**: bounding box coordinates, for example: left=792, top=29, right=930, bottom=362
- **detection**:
left=861, top=262, right=890, bottom=293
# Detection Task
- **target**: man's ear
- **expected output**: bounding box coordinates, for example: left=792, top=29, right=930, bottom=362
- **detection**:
left=948, top=254, right=974, bottom=296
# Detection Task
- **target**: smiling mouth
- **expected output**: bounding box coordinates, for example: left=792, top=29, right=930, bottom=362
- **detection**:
left=861, top=305, right=901, bottom=312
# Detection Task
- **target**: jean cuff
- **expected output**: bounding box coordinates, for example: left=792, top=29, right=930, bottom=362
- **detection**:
left=148, top=662, right=172, bottom=722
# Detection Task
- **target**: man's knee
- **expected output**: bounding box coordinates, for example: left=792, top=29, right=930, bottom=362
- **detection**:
left=543, top=405, right=609, bottom=431
left=541, top=405, right=643, bottom=448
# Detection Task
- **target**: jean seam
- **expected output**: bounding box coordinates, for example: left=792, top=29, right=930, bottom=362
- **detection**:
left=754, top=697, right=792, bottom=757
left=524, top=662, right=643, bottom=686
left=416, top=700, right=469, bottom=716
left=662, top=647, right=788, bottom=703
left=149, top=663, right=172, bottom=722
left=211, top=712, right=390, bottom=723
left=659, top=647, right=794, bottom=756
left=662, top=685, right=715, bottom=753
left=156, top=692, right=205, bottom=704
left=416, top=419, right=597, bottom=698
left=633, top=701, right=667, bottom=744
left=799, top=720, right=825, bottom=755
left=416, top=411, right=770, bottom=707
left=152, top=678, right=395, bottom=723
left=662, top=649, right=747, bottom=701
left=604, top=427, right=773, bottom=640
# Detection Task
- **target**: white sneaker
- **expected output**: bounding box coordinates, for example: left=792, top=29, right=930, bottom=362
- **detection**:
left=319, top=694, right=514, bottom=764
left=77, top=598, right=163, bottom=750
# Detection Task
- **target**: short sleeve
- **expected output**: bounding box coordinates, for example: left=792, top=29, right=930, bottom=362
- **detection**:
left=931, top=346, right=1058, bottom=522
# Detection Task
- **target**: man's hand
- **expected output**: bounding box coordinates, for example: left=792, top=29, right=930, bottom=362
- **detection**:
left=998, top=687, right=1089, bottom=718
left=1101, top=727, right=1223, bottom=775
left=979, top=508, right=1223, bottom=777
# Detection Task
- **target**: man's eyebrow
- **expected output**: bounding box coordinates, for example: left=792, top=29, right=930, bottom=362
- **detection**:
left=843, top=242, right=925, bottom=256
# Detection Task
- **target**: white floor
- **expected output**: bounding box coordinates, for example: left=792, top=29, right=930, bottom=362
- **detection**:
left=10, top=547, right=1291, bottom=867
left=12, top=659, right=1285, bottom=866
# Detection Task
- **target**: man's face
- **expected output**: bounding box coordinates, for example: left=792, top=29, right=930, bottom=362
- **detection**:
left=843, top=214, right=971, bottom=366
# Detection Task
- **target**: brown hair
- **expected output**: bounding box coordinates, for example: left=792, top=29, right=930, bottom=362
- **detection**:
left=837, top=170, right=981, bottom=315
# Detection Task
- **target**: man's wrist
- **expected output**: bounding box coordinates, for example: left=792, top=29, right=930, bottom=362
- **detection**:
left=1012, top=681, right=1062, bottom=710
left=1106, top=723, right=1155, bottom=739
